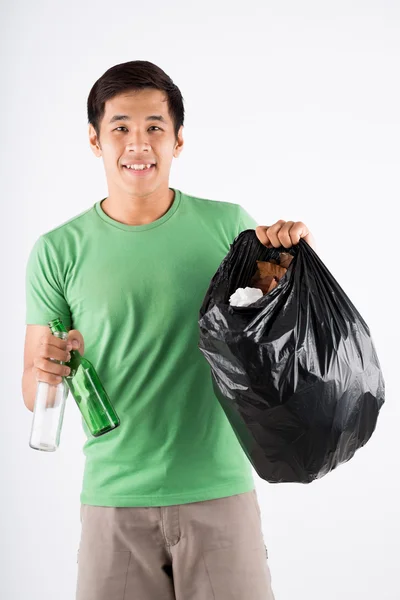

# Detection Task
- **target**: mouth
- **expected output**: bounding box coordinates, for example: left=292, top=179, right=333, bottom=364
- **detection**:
left=122, top=164, right=156, bottom=177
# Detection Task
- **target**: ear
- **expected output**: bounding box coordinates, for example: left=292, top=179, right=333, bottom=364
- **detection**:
left=173, top=125, right=184, bottom=159
left=89, top=124, right=102, bottom=157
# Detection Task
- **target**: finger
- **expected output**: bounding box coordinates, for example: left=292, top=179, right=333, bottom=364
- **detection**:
left=277, top=221, right=295, bottom=248
left=35, top=369, right=64, bottom=385
left=255, top=226, right=273, bottom=248
left=33, top=357, right=71, bottom=377
left=266, top=220, right=287, bottom=248
left=67, top=330, right=85, bottom=353
left=303, top=231, right=317, bottom=250
left=290, top=221, right=310, bottom=245
left=40, top=332, right=69, bottom=351
left=39, top=344, right=70, bottom=363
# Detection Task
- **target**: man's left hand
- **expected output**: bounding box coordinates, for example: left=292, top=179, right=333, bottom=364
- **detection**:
left=255, top=220, right=316, bottom=251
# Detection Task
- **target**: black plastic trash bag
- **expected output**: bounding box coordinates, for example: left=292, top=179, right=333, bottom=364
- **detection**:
left=198, top=230, right=385, bottom=484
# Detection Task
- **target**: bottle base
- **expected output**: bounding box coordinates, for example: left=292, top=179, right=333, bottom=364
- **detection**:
left=29, top=442, right=57, bottom=452
left=92, top=422, right=120, bottom=437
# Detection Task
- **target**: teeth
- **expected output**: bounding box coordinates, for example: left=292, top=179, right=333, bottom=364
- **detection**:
left=125, top=164, right=153, bottom=170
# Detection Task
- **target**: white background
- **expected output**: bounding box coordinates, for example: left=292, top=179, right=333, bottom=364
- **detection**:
left=1, top=1, right=399, bottom=599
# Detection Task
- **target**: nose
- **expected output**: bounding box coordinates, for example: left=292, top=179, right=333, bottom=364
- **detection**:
left=126, top=132, right=151, bottom=152
left=126, top=142, right=151, bottom=152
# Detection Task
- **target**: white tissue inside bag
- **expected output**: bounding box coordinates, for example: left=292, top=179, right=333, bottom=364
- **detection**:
left=229, top=287, right=263, bottom=307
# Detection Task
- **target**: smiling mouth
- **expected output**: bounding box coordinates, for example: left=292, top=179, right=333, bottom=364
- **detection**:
left=122, top=164, right=156, bottom=176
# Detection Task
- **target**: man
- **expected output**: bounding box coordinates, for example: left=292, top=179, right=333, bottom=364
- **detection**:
left=22, top=60, right=315, bottom=600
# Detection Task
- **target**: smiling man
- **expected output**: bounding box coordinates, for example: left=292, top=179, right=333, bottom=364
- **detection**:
left=23, top=60, right=315, bottom=600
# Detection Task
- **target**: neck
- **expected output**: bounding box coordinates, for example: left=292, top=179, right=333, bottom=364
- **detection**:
left=101, top=186, right=175, bottom=226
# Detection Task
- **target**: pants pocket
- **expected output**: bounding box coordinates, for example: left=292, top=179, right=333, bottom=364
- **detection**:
left=76, top=549, right=131, bottom=600
left=203, top=545, right=275, bottom=600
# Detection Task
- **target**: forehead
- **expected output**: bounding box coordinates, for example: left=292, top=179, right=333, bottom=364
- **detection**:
left=103, top=89, right=169, bottom=119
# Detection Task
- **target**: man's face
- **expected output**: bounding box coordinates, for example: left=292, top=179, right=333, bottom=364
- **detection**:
left=89, top=88, right=184, bottom=198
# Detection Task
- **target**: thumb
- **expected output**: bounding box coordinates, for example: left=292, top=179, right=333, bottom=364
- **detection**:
left=302, top=231, right=317, bottom=251
left=67, top=329, right=85, bottom=354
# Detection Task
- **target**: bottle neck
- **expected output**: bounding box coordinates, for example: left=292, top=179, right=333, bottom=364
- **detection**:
left=48, top=318, right=68, bottom=335
left=53, top=331, right=68, bottom=341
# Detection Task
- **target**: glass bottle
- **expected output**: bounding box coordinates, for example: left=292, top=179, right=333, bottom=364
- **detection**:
left=29, top=330, right=69, bottom=452
left=49, top=317, right=120, bottom=437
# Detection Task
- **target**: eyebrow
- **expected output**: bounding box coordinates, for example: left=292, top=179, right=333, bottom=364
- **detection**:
left=108, top=114, right=167, bottom=124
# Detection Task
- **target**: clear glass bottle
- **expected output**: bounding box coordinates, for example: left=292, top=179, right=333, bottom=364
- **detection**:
left=29, top=330, right=69, bottom=452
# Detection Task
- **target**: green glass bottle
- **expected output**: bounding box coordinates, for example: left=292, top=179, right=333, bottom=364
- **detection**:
left=48, top=318, right=120, bottom=437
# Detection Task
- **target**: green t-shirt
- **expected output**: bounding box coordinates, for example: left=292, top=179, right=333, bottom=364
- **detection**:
left=25, top=187, right=259, bottom=507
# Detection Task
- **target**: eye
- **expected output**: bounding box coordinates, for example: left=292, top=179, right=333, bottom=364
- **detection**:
left=113, top=126, right=162, bottom=132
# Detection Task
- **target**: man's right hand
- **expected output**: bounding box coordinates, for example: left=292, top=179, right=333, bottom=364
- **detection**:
left=33, top=329, right=85, bottom=385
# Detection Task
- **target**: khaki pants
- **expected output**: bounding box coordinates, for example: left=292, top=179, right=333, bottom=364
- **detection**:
left=76, top=489, right=275, bottom=600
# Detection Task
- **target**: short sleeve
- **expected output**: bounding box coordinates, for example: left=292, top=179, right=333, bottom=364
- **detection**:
left=237, top=204, right=258, bottom=234
left=25, top=235, right=72, bottom=328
